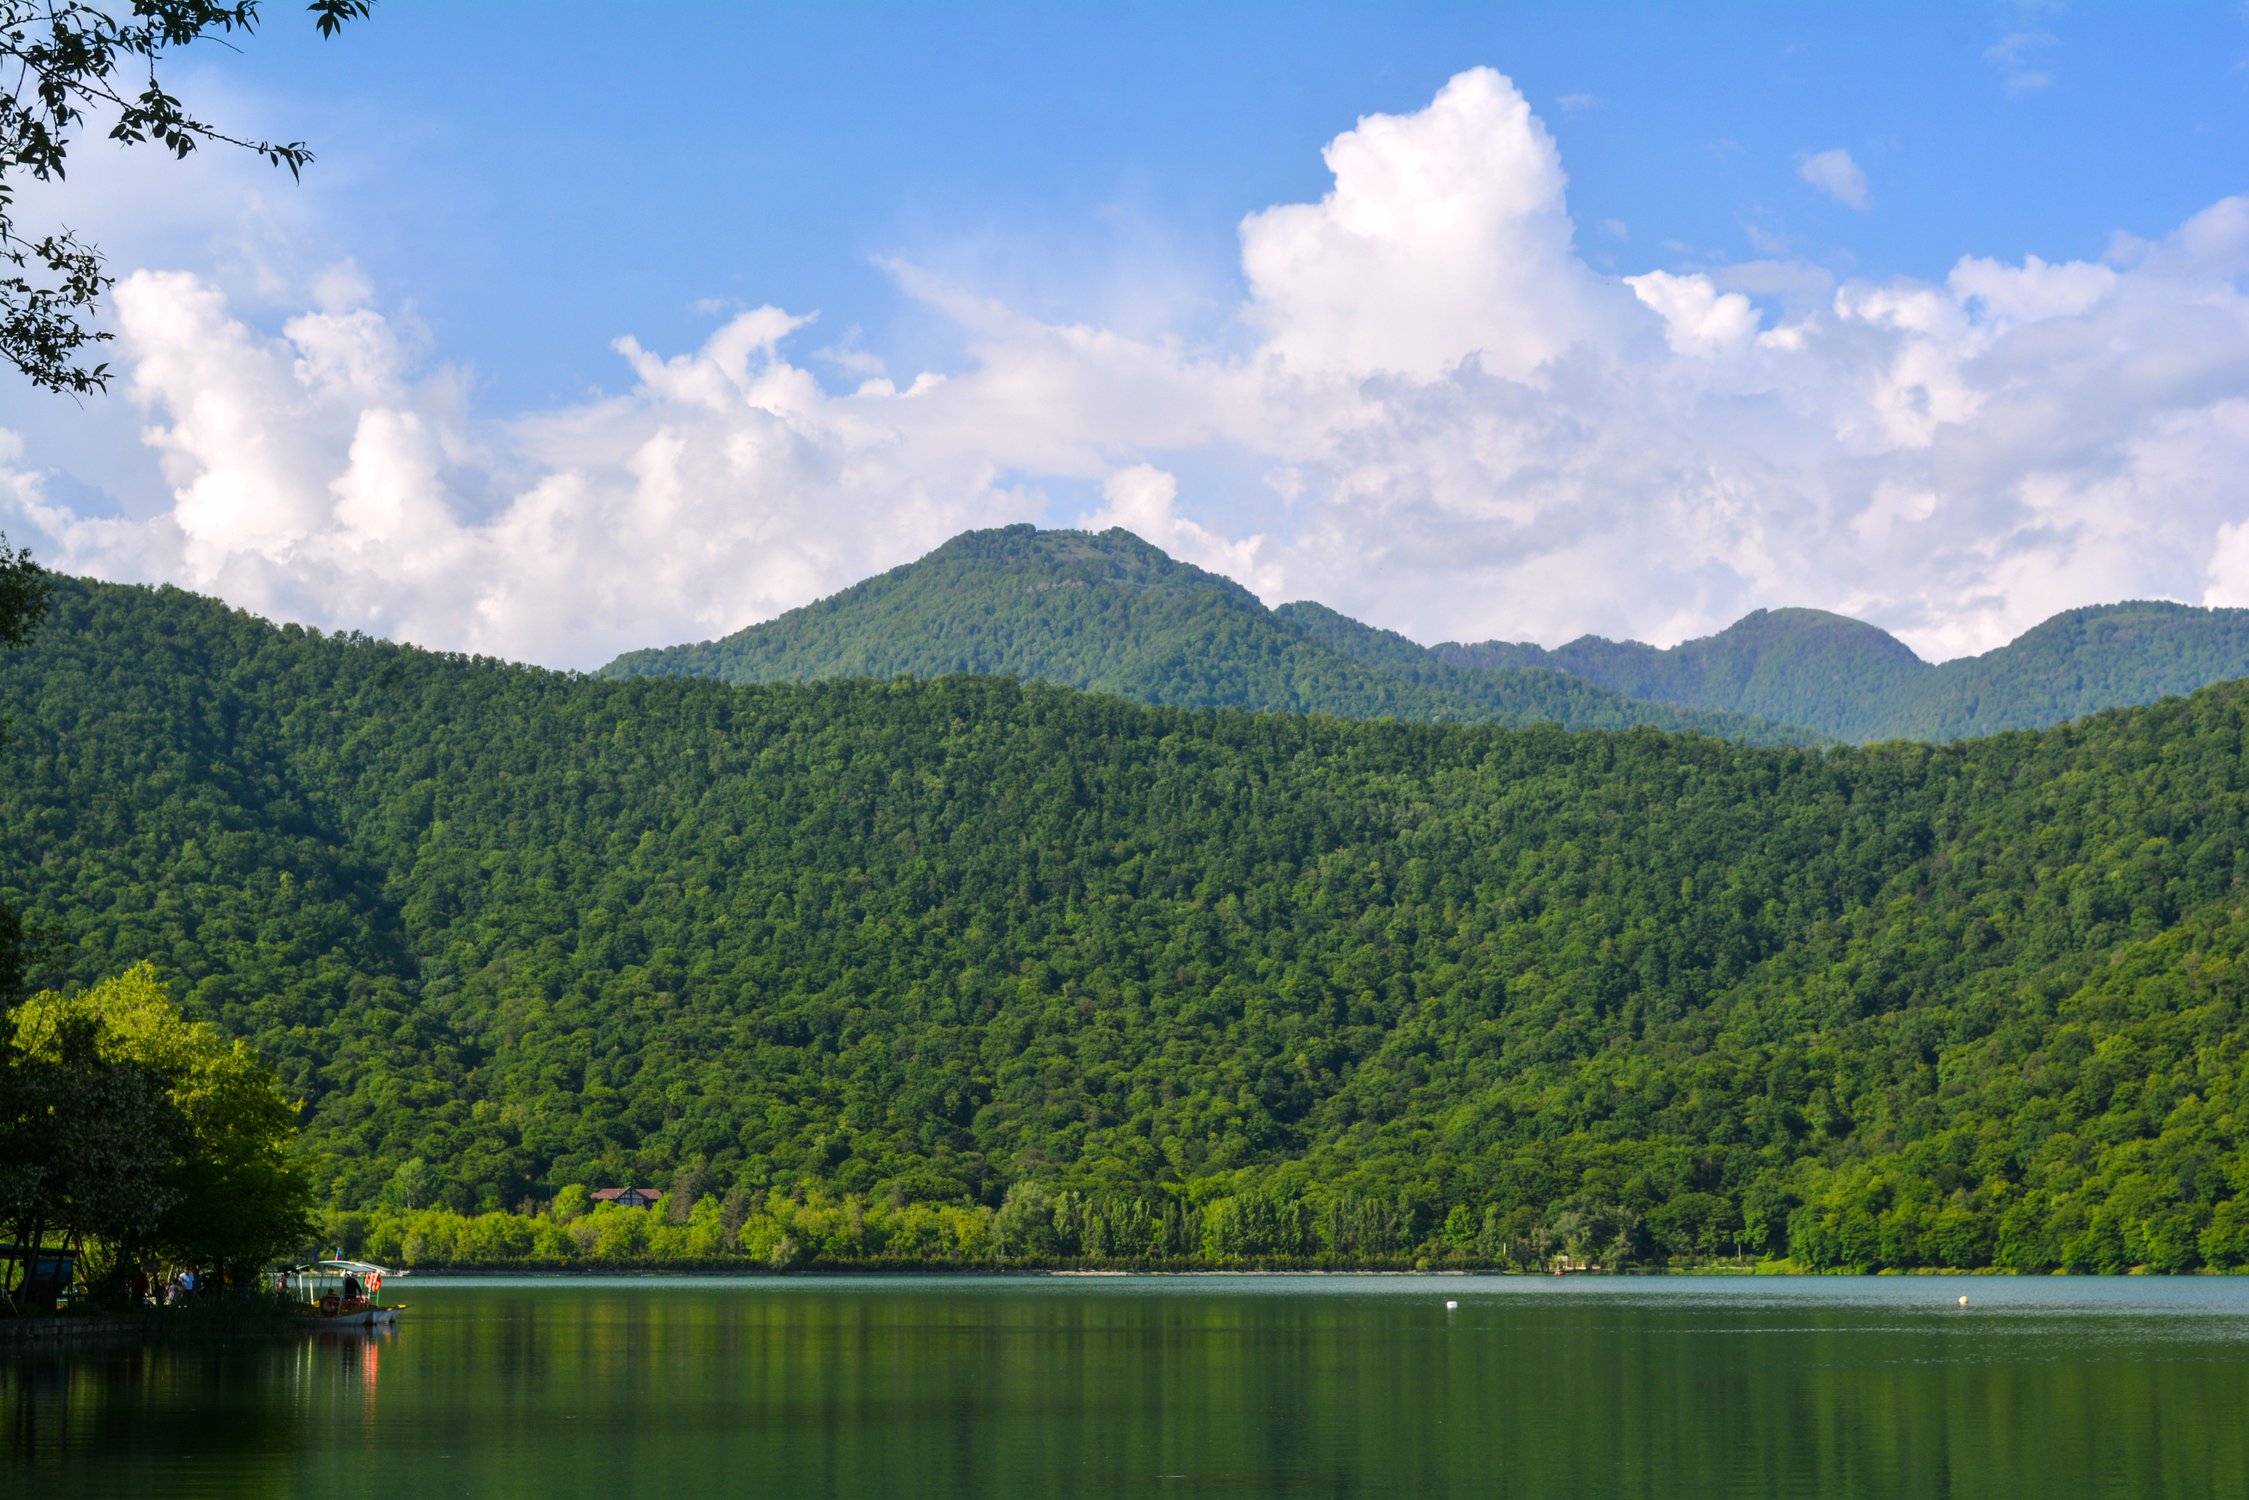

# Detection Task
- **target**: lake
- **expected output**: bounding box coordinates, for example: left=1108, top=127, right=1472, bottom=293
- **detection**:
left=6, top=1275, right=2249, bottom=1498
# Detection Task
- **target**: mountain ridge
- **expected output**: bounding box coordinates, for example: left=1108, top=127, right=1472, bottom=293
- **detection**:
left=603, top=525, right=1821, bottom=745
left=607, top=525, right=2249, bottom=745
left=1444, top=598, right=2249, bottom=741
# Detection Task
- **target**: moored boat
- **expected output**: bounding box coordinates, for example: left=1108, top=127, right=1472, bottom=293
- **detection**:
left=277, top=1258, right=406, bottom=1326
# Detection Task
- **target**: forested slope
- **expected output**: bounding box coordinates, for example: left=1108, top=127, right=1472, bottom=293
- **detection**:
left=603, top=526, right=1818, bottom=745
left=1442, top=600, right=2249, bottom=743
left=9, top=575, right=2249, bottom=1272
left=603, top=526, right=2249, bottom=748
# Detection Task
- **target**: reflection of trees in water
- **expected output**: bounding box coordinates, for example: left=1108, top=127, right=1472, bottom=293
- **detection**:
left=8, top=1289, right=2249, bottom=1497
left=0, top=1330, right=388, bottom=1493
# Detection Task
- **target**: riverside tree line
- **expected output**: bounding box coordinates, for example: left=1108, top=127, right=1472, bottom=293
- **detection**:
left=10, top=570, right=2249, bottom=1273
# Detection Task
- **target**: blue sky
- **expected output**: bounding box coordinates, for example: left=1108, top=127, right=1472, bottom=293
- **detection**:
left=2, top=2, right=2246, bottom=667
left=241, top=1, right=2249, bottom=405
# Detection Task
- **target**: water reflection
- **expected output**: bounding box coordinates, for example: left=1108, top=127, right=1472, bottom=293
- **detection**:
left=0, top=1328, right=392, bottom=1498
left=4, top=1277, right=2249, bottom=1498
left=289, top=1327, right=389, bottom=1430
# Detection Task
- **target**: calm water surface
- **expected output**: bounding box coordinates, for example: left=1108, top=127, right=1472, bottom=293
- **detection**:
left=6, top=1275, right=2249, bottom=1498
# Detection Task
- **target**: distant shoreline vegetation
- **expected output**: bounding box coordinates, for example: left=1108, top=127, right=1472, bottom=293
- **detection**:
left=329, top=1167, right=2249, bottom=1277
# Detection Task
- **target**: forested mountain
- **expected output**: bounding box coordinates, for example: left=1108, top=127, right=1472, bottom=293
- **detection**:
left=1441, top=601, right=2249, bottom=743
left=601, top=526, right=1818, bottom=745
left=607, top=527, right=2249, bottom=748
left=9, top=573, right=2249, bottom=1273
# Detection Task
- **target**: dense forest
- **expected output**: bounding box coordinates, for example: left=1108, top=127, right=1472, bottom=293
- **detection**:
left=1442, top=600, right=2249, bottom=743
left=0, top=544, right=313, bottom=1296
left=605, top=524, right=2249, bottom=748
left=603, top=526, right=1815, bottom=745
left=9, top=573, right=2249, bottom=1273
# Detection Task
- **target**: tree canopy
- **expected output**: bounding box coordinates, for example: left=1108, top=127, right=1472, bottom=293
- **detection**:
left=603, top=525, right=1820, bottom=745
left=0, top=527, right=45, bottom=996
left=609, top=526, right=2249, bottom=751
left=1440, top=600, right=2249, bottom=743
left=0, top=0, right=370, bottom=393
left=3, top=964, right=314, bottom=1283
left=10, top=572, right=2249, bottom=1272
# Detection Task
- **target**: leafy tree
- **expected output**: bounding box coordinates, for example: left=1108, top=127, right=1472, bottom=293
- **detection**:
left=0, top=529, right=45, bottom=649
left=0, top=0, right=371, bottom=393
left=0, top=1005, right=180, bottom=1291
left=667, top=1161, right=712, bottom=1224
left=9, top=965, right=314, bottom=1278
left=388, top=1156, right=434, bottom=1211
left=991, top=1180, right=1061, bottom=1261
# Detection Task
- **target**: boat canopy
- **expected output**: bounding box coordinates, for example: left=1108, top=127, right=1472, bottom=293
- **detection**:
left=278, top=1259, right=399, bottom=1308
left=284, top=1259, right=399, bottom=1277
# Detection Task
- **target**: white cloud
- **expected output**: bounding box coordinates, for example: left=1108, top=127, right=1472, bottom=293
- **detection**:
left=8, top=69, right=2249, bottom=673
left=1797, top=148, right=1872, bottom=210
left=1084, top=464, right=1283, bottom=598
left=1236, top=67, right=1630, bottom=381
left=1623, top=271, right=1761, bottom=356
left=8, top=273, right=1039, bottom=662
left=1947, top=254, right=2116, bottom=323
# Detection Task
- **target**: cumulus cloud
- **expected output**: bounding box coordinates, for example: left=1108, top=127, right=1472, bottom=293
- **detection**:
left=1622, top=271, right=1761, bottom=356
left=12, top=272, right=1041, bottom=663
left=1797, top=148, right=1872, bottom=210
left=7, top=66, right=2249, bottom=670
left=1237, top=68, right=1630, bottom=381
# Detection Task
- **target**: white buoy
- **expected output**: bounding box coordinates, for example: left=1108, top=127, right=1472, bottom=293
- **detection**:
left=1446, top=1300, right=1459, bottom=1310
left=1958, top=1295, right=1969, bottom=1306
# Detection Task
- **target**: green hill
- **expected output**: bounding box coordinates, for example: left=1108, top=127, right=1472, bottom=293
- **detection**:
left=607, top=527, right=2249, bottom=748
left=602, top=526, right=1821, bottom=745
left=9, top=573, right=2249, bottom=1273
left=1440, top=601, right=2249, bottom=743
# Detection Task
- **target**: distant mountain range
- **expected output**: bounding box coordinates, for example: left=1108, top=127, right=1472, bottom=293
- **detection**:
left=1439, top=602, right=2249, bottom=743
left=602, top=527, right=1816, bottom=745
left=604, top=525, right=2249, bottom=744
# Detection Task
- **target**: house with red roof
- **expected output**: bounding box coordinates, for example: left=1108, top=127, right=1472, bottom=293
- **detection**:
left=590, top=1187, right=664, bottom=1210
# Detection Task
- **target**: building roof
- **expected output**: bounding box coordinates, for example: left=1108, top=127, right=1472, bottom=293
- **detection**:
left=589, top=1186, right=665, bottom=1203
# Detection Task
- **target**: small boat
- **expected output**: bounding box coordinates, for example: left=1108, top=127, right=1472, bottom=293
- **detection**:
left=278, top=1259, right=406, bottom=1327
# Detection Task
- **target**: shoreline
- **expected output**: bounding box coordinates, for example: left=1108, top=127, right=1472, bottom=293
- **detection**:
left=376, top=1262, right=2222, bottom=1279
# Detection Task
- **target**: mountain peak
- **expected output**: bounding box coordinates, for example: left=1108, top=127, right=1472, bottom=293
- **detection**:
left=918, top=524, right=1255, bottom=600
left=601, top=526, right=1820, bottom=743
left=1711, top=607, right=1925, bottom=665
left=602, top=527, right=2249, bottom=746
left=1450, top=598, right=2249, bottom=741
